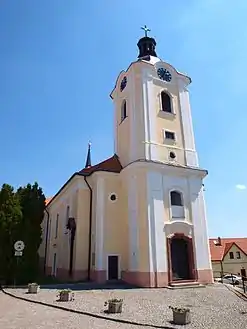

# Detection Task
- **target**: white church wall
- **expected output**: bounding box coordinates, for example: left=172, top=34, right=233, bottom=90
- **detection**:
left=142, top=69, right=158, bottom=161
left=146, top=171, right=168, bottom=274
left=127, top=173, right=139, bottom=271
left=145, top=168, right=211, bottom=275
left=91, top=172, right=128, bottom=276
left=43, top=175, right=87, bottom=275
left=162, top=175, right=190, bottom=223
left=189, top=177, right=212, bottom=271
left=94, top=176, right=105, bottom=272
left=74, top=187, right=90, bottom=274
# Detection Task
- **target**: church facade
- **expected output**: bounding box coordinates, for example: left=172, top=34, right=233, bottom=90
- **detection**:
left=39, top=30, right=213, bottom=287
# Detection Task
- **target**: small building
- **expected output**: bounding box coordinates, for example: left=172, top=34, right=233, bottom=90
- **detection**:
left=209, top=237, right=247, bottom=278
left=39, top=28, right=213, bottom=287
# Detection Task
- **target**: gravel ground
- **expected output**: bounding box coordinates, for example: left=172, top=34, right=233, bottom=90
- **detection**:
left=2, top=283, right=247, bottom=329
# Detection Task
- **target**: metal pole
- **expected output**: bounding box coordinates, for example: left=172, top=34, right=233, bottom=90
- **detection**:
left=231, top=273, right=235, bottom=286
left=242, top=276, right=245, bottom=293
left=14, top=256, right=17, bottom=287
left=16, top=257, right=19, bottom=286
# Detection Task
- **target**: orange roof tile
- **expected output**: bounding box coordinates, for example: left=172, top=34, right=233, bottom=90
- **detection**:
left=45, top=197, right=53, bottom=206
left=209, top=238, right=247, bottom=261
left=45, top=155, right=122, bottom=208
left=79, top=154, right=122, bottom=175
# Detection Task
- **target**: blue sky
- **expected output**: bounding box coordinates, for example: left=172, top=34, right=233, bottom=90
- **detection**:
left=0, top=0, right=247, bottom=238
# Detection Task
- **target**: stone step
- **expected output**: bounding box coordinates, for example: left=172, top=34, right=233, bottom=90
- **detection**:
left=168, top=282, right=205, bottom=289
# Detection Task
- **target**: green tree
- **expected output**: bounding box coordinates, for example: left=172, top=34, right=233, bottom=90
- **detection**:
left=16, top=182, right=46, bottom=282
left=0, top=184, right=22, bottom=283
left=0, top=182, right=46, bottom=284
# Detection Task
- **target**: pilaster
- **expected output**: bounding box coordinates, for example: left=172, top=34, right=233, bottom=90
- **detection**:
left=142, top=71, right=158, bottom=161
left=146, top=171, right=168, bottom=286
left=178, top=81, right=199, bottom=167
left=189, top=177, right=213, bottom=283
left=127, top=174, right=139, bottom=271
left=129, top=71, right=137, bottom=162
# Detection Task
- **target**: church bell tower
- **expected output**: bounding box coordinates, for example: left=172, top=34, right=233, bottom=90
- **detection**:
left=110, top=26, right=199, bottom=169
left=110, top=27, right=213, bottom=288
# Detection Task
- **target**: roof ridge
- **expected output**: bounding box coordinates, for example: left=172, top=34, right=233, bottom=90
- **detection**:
left=209, top=237, right=247, bottom=240
left=78, top=154, right=122, bottom=175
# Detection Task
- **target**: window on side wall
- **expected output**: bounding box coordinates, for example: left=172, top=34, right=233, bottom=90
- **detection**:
left=170, top=190, right=185, bottom=218
left=165, top=130, right=175, bottom=141
left=170, top=191, right=183, bottom=206
left=229, top=251, right=234, bottom=259
left=92, top=252, right=95, bottom=266
left=66, top=206, right=70, bottom=220
left=161, top=91, right=172, bottom=113
left=65, top=205, right=70, bottom=234
left=121, top=100, right=127, bottom=122
left=66, top=205, right=70, bottom=223
left=236, top=251, right=241, bottom=259
left=55, top=214, right=59, bottom=239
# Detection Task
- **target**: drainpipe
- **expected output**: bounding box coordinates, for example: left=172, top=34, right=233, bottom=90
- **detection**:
left=69, top=225, right=76, bottom=276
left=44, top=208, right=50, bottom=275
left=84, top=175, right=93, bottom=281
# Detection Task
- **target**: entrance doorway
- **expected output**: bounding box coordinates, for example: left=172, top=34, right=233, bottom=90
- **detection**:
left=108, top=255, right=119, bottom=280
left=170, top=236, right=193, bottom=281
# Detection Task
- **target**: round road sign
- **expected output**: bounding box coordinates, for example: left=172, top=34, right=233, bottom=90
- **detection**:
left=14, top=240, right=25, bottom=251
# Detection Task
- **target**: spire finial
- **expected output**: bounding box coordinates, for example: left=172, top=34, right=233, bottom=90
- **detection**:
left=85, top=141, right=92, bottom=168
left=141, top=25, right=151, bottom=37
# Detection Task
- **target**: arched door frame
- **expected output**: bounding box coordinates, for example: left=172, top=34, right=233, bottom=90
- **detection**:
left=167, top=233, right=197, bottom=283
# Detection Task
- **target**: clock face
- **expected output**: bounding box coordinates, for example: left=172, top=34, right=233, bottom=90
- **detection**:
left=120, top=76, right=127, bottom=91
left=157, top=68, right=172, bottom=82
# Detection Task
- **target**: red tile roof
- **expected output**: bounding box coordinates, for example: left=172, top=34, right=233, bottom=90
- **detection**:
left=79, top=154, right=122, bottom=175
left=209, top=238, right=247, bottom=261
left=45, top=155, right=122, bottom=207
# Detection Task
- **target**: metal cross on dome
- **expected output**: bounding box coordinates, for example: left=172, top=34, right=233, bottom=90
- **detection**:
left=141, top=25, right=151, bottom=37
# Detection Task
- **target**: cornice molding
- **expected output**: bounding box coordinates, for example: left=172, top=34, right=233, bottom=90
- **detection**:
left=121, top=160, right=207, bottom=178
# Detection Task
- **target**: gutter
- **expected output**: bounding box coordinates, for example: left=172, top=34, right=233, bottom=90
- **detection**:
left=68, top=222, right=76, bottom=277
left=84, top=175, right=93, bottom=281
left=44, top=208, right=50, bottom=275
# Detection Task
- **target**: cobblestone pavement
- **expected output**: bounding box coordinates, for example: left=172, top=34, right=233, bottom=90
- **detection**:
left=0, top=291, right=147, bottom=329
left=2, top=283, right=247, bottom=329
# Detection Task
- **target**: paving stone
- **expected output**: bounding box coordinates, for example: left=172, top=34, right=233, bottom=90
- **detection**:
left=2, top=283, right=247, bottom=329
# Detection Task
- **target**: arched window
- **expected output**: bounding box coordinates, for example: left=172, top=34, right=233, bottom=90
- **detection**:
left=170, top=191, right=183, bottom=206
left=55, top=213, right=59, bottom=238
left=65, top=205, right=70, bottom=234
left=170, top=191, right=185, bottom=218
left=121, top=100, right=127, bottom=121
left=66, top=205, right=70, bottom=221
left=161, top=91, right=172, bottom=113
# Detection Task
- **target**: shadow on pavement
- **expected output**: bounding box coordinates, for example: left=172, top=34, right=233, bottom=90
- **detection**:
left=5, top=280, right=142, bottom=291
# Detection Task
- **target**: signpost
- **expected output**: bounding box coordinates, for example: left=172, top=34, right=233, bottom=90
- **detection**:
left=14, top=241, right=25, bottom=252
left=14, top=251, right=23, bottom=257
left=13, top=240, right=25, bottom=286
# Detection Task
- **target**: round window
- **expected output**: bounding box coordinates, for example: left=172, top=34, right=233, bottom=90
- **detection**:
left=109, top=193, right=117, bottom=202
left=169, top=151, right=176, bottom=159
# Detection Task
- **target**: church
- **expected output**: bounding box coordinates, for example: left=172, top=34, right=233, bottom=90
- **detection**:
left=39, top=27, right=213, bottom=287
